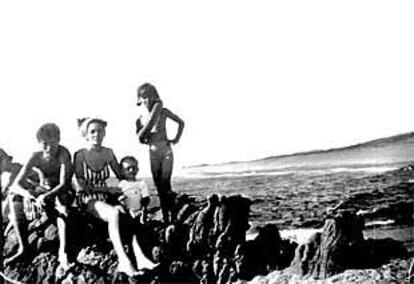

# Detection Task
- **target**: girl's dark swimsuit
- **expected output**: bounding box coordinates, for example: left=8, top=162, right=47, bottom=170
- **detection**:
left=76, top=156, right=112, bottom=206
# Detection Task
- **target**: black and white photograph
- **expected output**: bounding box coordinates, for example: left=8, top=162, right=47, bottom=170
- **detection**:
left=0, top=1, right=413, bottom=283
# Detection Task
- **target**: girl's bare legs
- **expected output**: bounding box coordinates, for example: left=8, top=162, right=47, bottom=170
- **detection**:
left=150, top=150, right=174, bottom=223
left=160, top=152, right=173, bottom=193
left=93, top=201, right=139, bottom=276
left=57, top=219, right=69, bottom=267
left=56, top=203, right=70, bottom=270
left=160, top=153, right=174, bottom=220
left=131, top=235, right=158, bottom=270
left=4, top=197, right=28, bottom=265
left=150, top=160, right=164, bottom=222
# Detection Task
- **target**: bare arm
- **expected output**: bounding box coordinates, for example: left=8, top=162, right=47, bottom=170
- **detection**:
left=137, top=101, right=163, bottom=143
left=0, top=150, right=8, bottom=174
left=73, top=150, right=89, bottom=192
left=42, top=150, right=72, bottom=199
left=164, top=108, right=185, bottom=144
left=13, top=154, right=38, bottom=199
left=108, top=149, right=122, bottom=180
left=106, top=149, right=122, bottom=195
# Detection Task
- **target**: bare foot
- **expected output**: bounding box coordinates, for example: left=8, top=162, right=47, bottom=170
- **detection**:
left=55, top=262, right=74, bottom=280
left=58, top=252, right=71, bottom=270
left=132, top=235, right=159, bottom=271
left=4, top=247, right=27, bottom=266
left=117, top=261, right=143, bottom=278
left=137, top=260, right=159, bottom=271
left=138, top=261, right=160, bottom=270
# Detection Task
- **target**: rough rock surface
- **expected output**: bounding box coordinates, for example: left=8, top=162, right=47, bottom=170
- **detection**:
left=293, top=210, right=366, bottom=278
left=334, top=181, right=414, bottom=226
left=2, top=192, right=409, bottom=283
left=2, top=194, right=288, bottom=283
left=292, top=209, right=408, bottom=279
left=233, top=224, right=291, bottom=281
left=249, top=256, right=414, bottom=284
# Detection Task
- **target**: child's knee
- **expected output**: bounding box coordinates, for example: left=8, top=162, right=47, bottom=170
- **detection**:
left=55, top=204, right=69, bottom=218
left=106, top=207, right=120, bottom=221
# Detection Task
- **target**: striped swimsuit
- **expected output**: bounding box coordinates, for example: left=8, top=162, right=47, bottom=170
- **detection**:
left=76, top=151, right=112, bottom=205
left=82, top=160, right=110, bottom=188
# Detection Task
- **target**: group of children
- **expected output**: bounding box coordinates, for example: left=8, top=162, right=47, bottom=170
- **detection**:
left=1, top=83, right=185, bottom=278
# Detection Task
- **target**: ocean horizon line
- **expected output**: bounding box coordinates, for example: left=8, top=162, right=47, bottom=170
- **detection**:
left=174, top=164, right=399, bottom=179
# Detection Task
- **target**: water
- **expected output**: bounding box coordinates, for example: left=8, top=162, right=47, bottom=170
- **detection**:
left=180, top=165, right=398, bottom=179
left=169, top=165, right=405, bottom=230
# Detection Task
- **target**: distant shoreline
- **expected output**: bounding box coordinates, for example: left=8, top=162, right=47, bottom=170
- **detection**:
left=178, top=162, right=404, bottom=179
left=185, top=131, right=414, bottom=170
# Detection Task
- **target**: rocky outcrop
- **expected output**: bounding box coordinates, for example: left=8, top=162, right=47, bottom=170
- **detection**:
left=334, top=181, right=414, bottom=227
left=2, top=194, right=289, bottom=283
left=292, top=209, right=408, bottom=279
left=292, top=210, right=362, bottom=278
left=233, top=224, right=288, bottom=281
left=3, top=193, right=408, bottom=283
left=165, top=194, right=253, bottom=283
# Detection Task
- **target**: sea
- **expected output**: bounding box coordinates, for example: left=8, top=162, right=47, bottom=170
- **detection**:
left=173, top=164, right=407, bottom=225
left=171, top=164, right=414, bottom=249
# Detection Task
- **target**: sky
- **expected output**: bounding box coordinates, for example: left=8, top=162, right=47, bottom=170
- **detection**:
left=0, top=1, right=413, bottom=176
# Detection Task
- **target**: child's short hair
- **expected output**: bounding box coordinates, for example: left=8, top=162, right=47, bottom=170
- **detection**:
left=137, top=83, right=160, bottom=101
left=120, top=156, right=138, bottom=167
left=36, top=123, right=60, bottom=142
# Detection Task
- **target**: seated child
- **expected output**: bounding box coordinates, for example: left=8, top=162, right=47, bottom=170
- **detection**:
left=74, top=118, right=154, bottom=276
left=4, top=123, right=74, bottom=274
left=118, top=156, right=150, bottom=223
left=118, top=156, right=158, bottom=271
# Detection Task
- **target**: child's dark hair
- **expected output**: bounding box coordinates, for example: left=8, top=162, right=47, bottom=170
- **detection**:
left=120, top=156, right=138, bottom=166
left=137, top=83, right=161, bottom=106
left=36, top=123, right=60, bottom=142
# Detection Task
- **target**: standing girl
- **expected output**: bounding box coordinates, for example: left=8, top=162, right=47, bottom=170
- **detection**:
left=136, top=83, right=184, bottom=224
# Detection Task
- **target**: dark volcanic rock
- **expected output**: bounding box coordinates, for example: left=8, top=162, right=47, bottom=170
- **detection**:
left=3, top=252, right=58, bottom=284
left=234, top=224, right=282, bottom=280
left=2, top=191, right=410, bottom=283
left=334, top=181, right=414, bottom=226
left=278, top=238, right=298, bottom=270
left=361, top=237, right=408, bottom=268
left=292, top=209, right=408, bottom=279
left=173, top=194, right=252, bottom=283
left=186, top=194, right=219, bottom=258
left=293, top=210, right=366, bottom=278
left=2, top=194, right=259, bottom=284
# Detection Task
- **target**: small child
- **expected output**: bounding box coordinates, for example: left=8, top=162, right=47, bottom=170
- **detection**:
left=118, top=155, right=159, bottom=271
left=118, top=156, right=150, bottom=224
